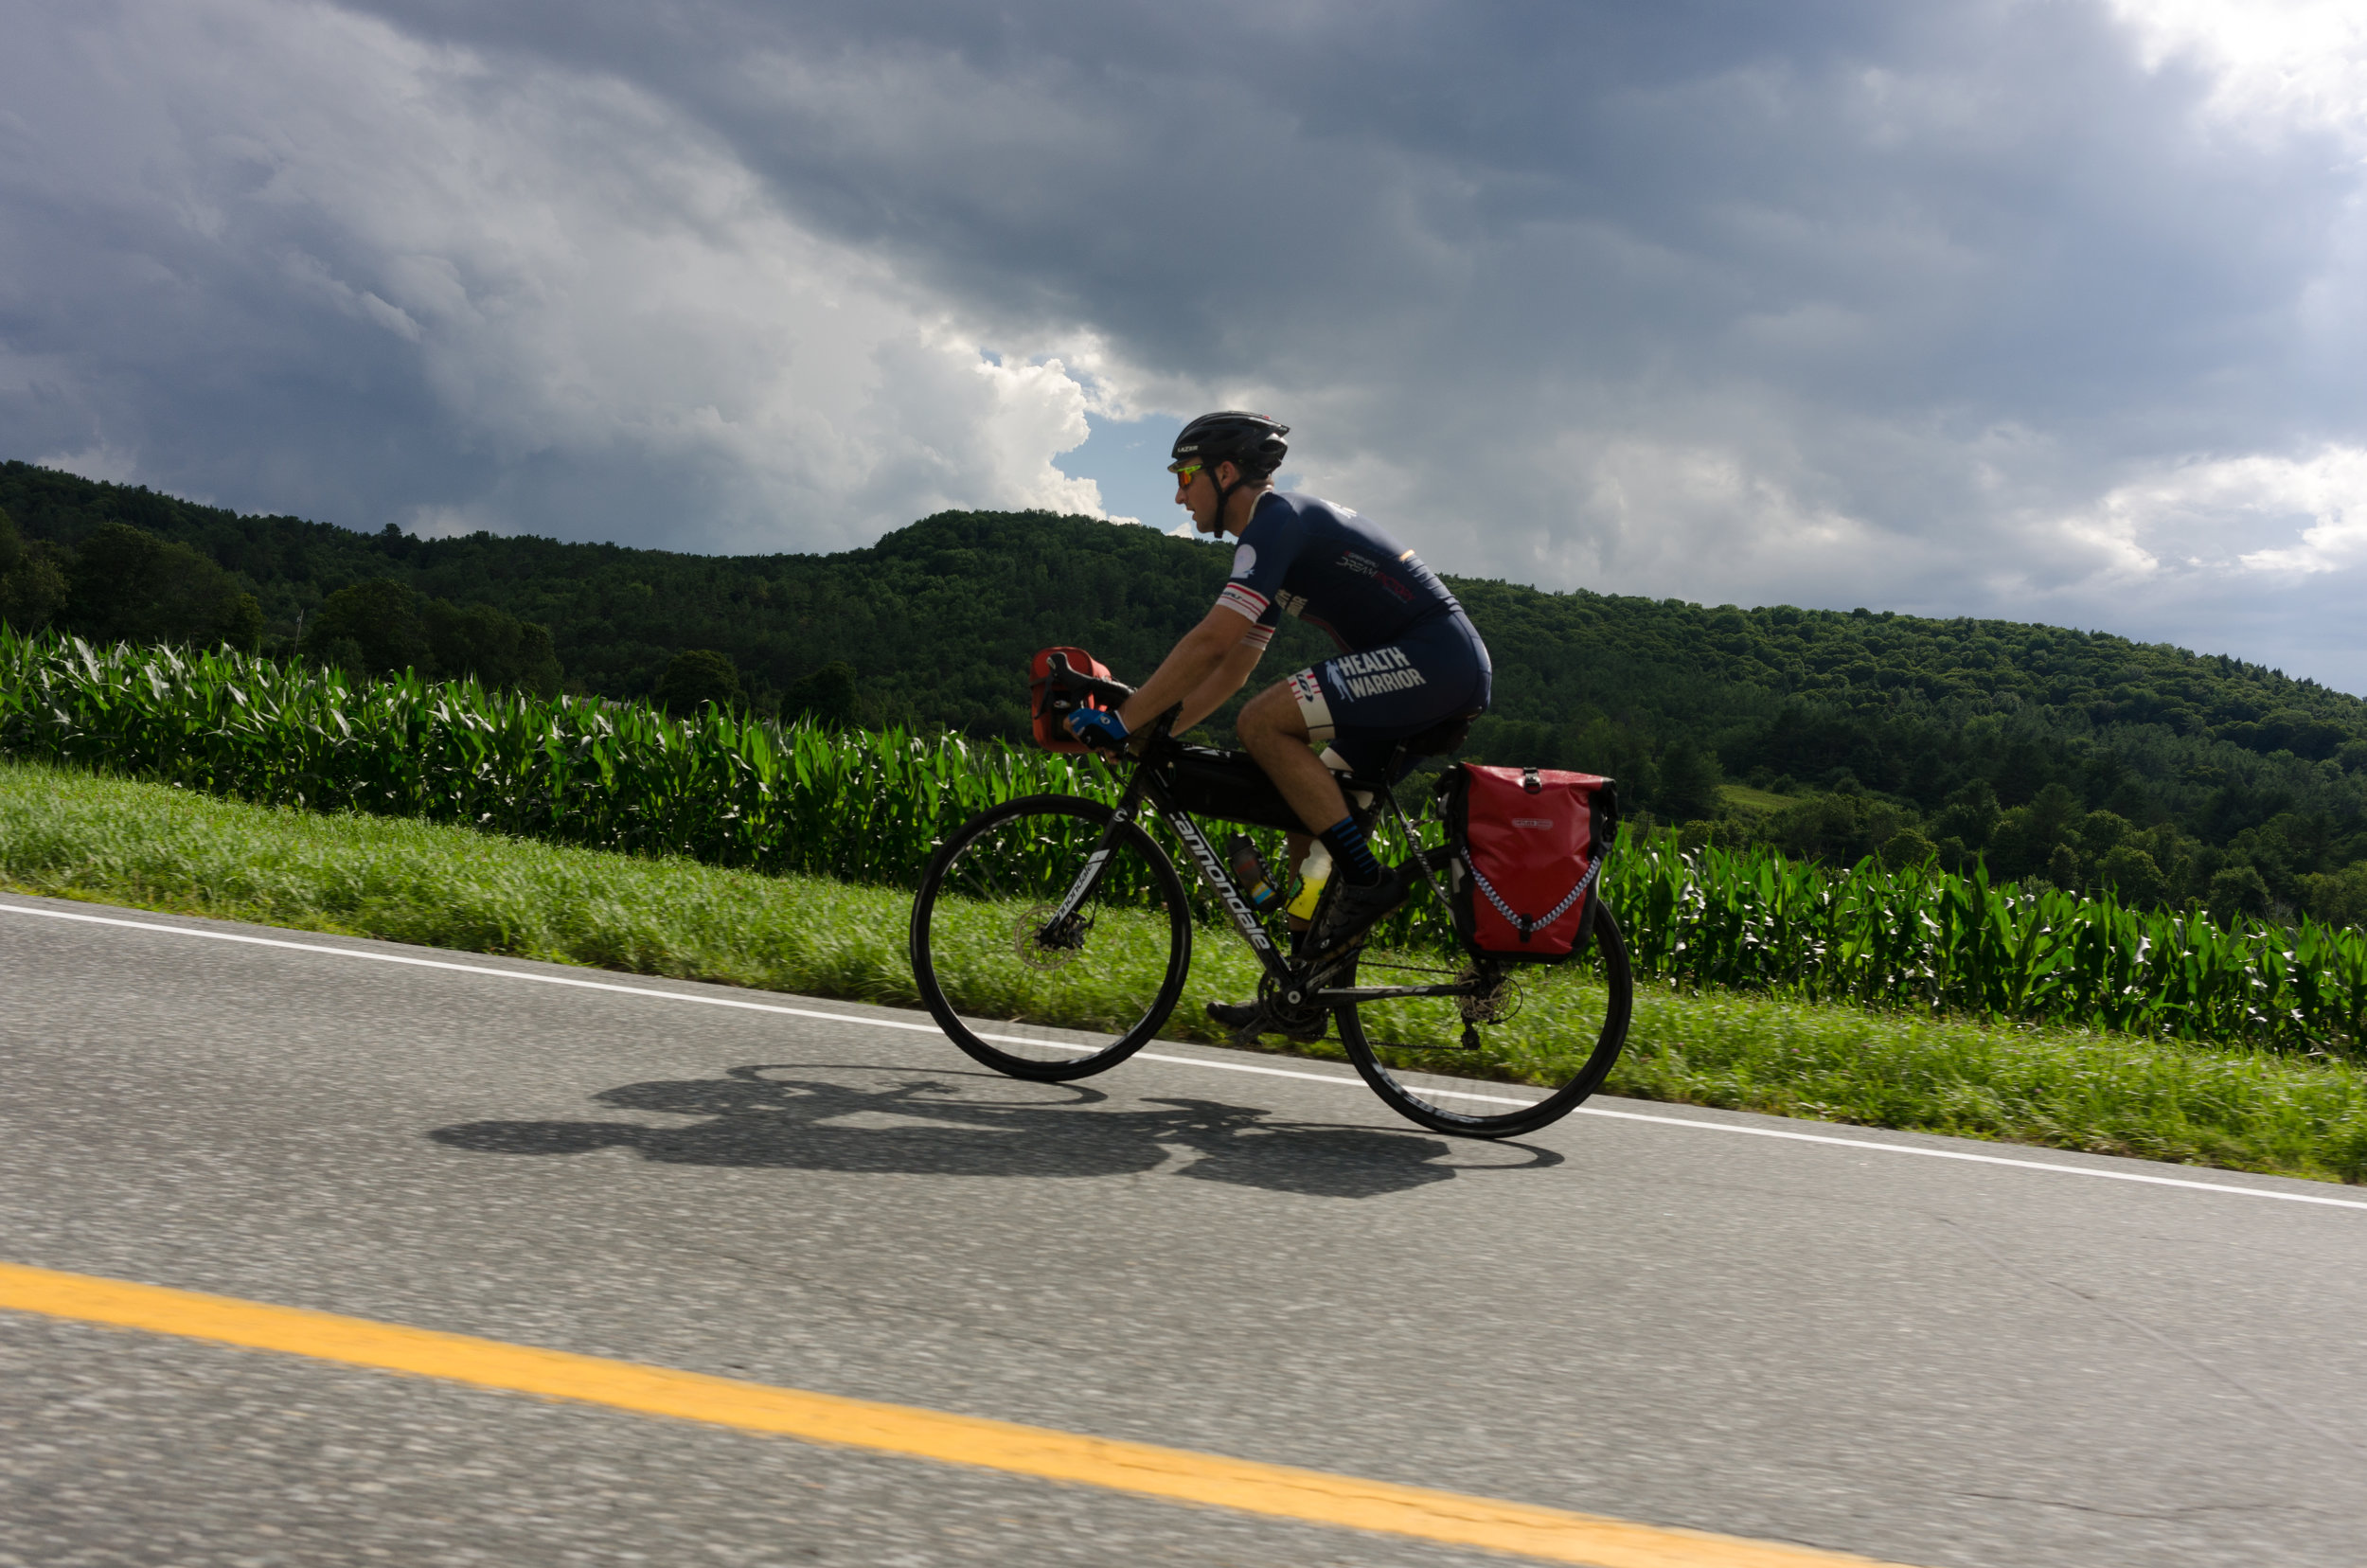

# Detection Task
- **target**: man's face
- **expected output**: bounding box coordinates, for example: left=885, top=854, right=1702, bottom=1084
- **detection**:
left=1171, top=460, right=1230, bottom=533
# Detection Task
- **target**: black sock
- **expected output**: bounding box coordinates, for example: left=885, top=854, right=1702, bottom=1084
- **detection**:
left=1318, top=816, right=1383, bottom=886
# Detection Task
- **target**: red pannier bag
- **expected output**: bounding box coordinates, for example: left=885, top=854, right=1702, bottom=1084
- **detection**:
left=1029, top=646, right=1116, bottom=754
left=1435, top=764, right=1617, bottom=960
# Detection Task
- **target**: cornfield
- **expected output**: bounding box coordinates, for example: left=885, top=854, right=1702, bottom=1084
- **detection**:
left=1603, top=839, right=2367, bottom=1057
left=4, top=626, right=2362, bottom=1056
left=0, top=627, right=1112, bottom=886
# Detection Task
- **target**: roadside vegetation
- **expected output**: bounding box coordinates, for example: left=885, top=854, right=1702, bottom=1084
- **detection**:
left=6, top=624, right=2364, bottom=1055
left=5, top=761, right=2365, bottom=1184
left=10, top=461, right=2367, bottom=927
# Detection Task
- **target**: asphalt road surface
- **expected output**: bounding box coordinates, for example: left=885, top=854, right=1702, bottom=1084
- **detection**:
left=3, top=890, right=2363, bottom=1568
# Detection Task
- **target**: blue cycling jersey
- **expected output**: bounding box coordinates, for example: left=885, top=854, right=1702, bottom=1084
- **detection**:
left=1215, top=491, right=1468, bottom=653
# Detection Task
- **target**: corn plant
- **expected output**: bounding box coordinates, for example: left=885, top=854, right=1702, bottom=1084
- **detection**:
left=1604, top=835, right=2367, bottom=1057
left=0, top=627, right=1117, bottom=887
left=6, top=624, right=2363, bottom=1056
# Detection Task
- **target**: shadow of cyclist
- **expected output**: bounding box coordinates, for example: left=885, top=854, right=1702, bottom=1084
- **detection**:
left=430, top=1064, right=1559, bottom=1200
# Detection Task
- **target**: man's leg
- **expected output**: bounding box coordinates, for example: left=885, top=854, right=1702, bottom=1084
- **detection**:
left=1237, top=678, right=1403, bottom=951
left=1210, top=683, right=1405, bottom=1040
left=1236, top=682, right=1350, bottom=831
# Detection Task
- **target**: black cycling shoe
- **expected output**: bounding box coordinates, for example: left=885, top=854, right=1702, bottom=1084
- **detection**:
left=1206, top=1000, right=1262, bottom=1034
left=1308, top=866, right=1409, bottom=952
left=1206, top=999, right=1326, bottom=1044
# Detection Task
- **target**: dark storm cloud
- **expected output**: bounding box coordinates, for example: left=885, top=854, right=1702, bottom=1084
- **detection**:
left=5, top=1, right=2363, bottom=681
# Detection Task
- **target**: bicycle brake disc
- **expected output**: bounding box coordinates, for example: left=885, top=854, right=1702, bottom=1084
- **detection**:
left=1013, top=902, right=1088, bottom=971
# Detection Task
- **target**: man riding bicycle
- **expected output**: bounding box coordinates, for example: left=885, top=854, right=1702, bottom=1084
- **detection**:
left=1061, top=411, right=1493, bottom=1033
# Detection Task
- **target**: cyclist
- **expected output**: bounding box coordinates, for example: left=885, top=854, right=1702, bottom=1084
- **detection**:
left=1062, top=411, right=1493, bottom=1030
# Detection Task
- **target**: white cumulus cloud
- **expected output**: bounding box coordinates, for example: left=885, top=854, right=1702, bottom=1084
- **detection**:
left=0, top=0, right=1124, bottom=551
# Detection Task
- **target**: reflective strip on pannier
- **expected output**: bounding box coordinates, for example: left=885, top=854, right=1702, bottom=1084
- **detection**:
left=1468, top=855, right=1602, bottom=943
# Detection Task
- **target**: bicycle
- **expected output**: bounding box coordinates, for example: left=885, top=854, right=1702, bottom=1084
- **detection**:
left=906, top=661, right=1633, bottom=1138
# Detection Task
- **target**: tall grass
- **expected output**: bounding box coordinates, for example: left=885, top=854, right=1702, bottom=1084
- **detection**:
left=5, top=625, right=2363, bottom=1056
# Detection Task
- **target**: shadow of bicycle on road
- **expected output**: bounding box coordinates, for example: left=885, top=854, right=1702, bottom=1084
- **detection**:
left=430, top=1063, right=1560, bottom=1201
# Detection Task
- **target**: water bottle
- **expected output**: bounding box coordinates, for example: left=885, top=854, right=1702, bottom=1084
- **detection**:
left=1286, top=841, right=1331, bottom=921
left=1226, top=834, right=1281, bottom=911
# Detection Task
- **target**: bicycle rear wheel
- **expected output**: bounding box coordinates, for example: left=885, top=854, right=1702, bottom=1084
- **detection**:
left=1337, top=903, right=1632, bottom=1138
left=910, top=794, right=1192, bottom=1081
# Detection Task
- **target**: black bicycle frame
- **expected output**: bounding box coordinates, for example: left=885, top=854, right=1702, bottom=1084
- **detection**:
left=1036, top=730, right=1486, bottom=1007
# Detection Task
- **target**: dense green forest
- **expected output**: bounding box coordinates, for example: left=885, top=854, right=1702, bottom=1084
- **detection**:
left=4, top=458, right=2365, bottom=925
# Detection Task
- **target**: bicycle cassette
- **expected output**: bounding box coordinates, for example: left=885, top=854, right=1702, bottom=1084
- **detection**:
left=1456, top=969, right=1523, bottom=1026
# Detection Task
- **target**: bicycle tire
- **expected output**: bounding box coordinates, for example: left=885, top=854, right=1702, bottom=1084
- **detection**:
left=1338, top=902, right=1633, bottom=1138
left=910, top=793, right=1192, bottom=1082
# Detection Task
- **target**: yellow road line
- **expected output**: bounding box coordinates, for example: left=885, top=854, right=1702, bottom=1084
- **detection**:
left=1, top=1260, right=1912, bottom=1568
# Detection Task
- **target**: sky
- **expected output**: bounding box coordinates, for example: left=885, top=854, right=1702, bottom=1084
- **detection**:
left=4, top=0, right=2364, bottom=688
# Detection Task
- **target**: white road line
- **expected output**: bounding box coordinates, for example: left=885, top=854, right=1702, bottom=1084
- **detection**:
left=8, top=899, right=2366, bottom=1215
left=1, top=900, right=953, bottom=1028
left=1135, top=1052, right=1536, bottom=1106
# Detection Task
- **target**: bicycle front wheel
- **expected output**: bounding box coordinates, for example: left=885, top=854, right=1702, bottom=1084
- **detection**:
left=1337, top=903, right=1633, bottom=1139
left=910, top=794, right=1192, bottom=1081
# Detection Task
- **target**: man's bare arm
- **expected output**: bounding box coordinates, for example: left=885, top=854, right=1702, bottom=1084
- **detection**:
left=1175, top=635, right=1268, bottom=731
left=1117, top=604, right=1261, bottom=733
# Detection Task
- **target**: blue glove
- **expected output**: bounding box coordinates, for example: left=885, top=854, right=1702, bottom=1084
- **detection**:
left=1064, top=705, right=1130, bottom=749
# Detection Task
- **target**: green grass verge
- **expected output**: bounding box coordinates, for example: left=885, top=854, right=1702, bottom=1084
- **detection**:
left=1716, top=782, right=1798, bottom=815
left=5, top=758, right=2363, bottom=1183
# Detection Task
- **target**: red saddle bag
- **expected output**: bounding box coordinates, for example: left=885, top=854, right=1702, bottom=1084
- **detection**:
left=1435, top=763, right=1616, bottom=960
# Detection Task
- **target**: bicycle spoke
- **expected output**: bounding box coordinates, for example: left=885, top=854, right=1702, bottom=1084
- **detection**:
left=1337, top=904, right=1633, bottom=1138
left=912, top=795, right=1191, bottom=1081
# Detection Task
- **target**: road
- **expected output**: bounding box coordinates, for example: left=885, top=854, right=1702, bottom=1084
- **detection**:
left=2, top=890, right=2363, bottom=1568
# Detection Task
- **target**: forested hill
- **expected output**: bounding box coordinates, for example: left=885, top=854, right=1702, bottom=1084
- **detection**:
left=6, top=458, right=2367, bottom=918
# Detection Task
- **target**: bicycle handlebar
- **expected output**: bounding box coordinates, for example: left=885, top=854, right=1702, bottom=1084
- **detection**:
left=1042, top=650, right=1138, bottom=711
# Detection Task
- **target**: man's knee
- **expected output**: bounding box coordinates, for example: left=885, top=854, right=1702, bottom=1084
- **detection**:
left=1237, top=683, right=1307, bottom=745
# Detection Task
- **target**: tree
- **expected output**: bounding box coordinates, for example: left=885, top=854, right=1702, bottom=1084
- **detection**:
left=1878, top=827, right=1937, bottom=870
left=2076, top=810, right=2131, bottom=857
left=1656, top=739, right=1725, bottom=822
left=424, top=599, right=563, bottom=696
left=1986, top=783, right=2084, bottom=882
left=301, top=579, right=433, bottom=678
left=1933, top=779, right=2002, bottom=851
left=784, top=660, right=859, bottom=728
left=0, top=506, right=68, bottom=633
left=2207, top=864, right=2271, bottom=922
left=654, top=649, right=742, bottom=716
left=2099, top=844, right=2168, bottom=907
left=2303, top=863, right=2367, bottom=930
left=62, top=522, right=260, bottom=650
left=1765, top=792, right=1908, bottom=864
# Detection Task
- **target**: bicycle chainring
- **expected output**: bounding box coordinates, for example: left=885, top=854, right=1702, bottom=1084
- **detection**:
left=1256, top=971, right=1332, bottom=1040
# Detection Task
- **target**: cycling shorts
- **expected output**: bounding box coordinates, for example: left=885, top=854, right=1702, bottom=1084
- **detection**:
left=1285, top=614, right=1492, bottom=776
